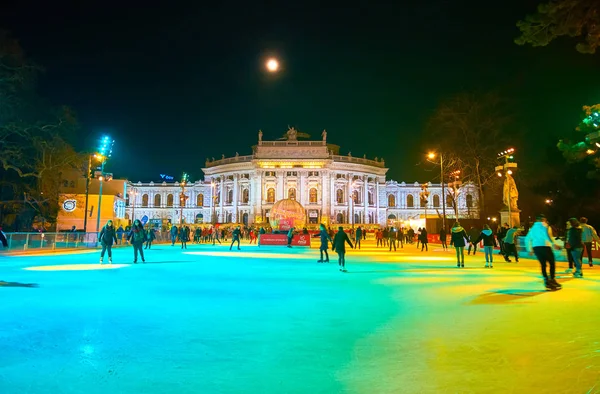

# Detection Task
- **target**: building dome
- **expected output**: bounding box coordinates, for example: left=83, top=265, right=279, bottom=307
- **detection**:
left=269, top=199, right=306, bottom=231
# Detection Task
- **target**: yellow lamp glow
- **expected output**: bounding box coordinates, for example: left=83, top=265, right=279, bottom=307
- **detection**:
left=266, top=58, right=279, bottom=72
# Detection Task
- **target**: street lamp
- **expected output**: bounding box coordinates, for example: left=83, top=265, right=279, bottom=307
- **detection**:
left=427, top=152, right=446, bottom=230
left=179, top=173, right=189, bottom=226
left=266, top=58, right=280, bottom=72
left=83, top=153, right=103, bottom=232
left=496, top=148, right=518, bottom=227
left=211, top=181, right=218, bottom=224
left=350, top=180, right=359, bottom=230
left=95, top=136, right=115, bottom=233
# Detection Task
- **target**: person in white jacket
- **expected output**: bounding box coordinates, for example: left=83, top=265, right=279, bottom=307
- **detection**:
left=579, top=217, right=599, bottom=267
left=525, top=214, right=562, bottom=290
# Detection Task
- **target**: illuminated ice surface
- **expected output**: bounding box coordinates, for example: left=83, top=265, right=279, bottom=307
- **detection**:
left=1, top=241, right=599, bottom=394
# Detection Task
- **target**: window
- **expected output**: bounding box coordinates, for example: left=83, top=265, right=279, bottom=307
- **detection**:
left=242, top=189, right=249, bottom=203
left=227, top=189, right=233, bottom=204
left=286, top=171, right=298, bottom=177
left=336, top=213, right=344, bottom=223
left=195, top=213, right=203, bottom=223
left=241, top=174, right=249, bottom=179
left=288, top=188, right=297, bottom=200
left=447, top=195, right=453, bottom=207
left=154, top=194, right=161, bottom=207
left=368, top=191, right=374, bottom=205
left=466, top=194, right=473, bottom=208
left=226, top=212, right=233, bottom=223
left=227, top=175, right=234, bottom=181
left=353, top=190, right=360, bottom=204
left=308, top=171, right=319, bottom=177
left=62, top=180, right=69, bottom=187
left=265, top=171, right=276, bottom=177
left=216, top=192, right=220, bottom=205
left=388, top=194, right=396, bottom=207
left=337, top=174, right=345, bottom=179
left=197, top=193, right=204, bottom=207
left=353, top=175, right=360, bottom=181
left=167, top=194, right=174, bottom=207
left=267, top=188, right=275, bottom=203
left=388, top=214, right=397, bottom=220
left=309, top=188, right=318, bottom=203
left=433, top=195, right=440, bottom=208
left=336, top=189, right=345, bottom=204
left=142, top=194, right=149, bottom=207
left=407, top=194, right=414, bottom=208
left=354, top=213, right=360, bottom=224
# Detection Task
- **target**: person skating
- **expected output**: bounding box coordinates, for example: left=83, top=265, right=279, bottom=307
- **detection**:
left=230, top=226, right=241, bottom=250
left=388, top=227, right=397, bottom=251
left=473, top=224, right=497, bottom=268
left=525, top=214, right=562, bottom=290
left=497, top=223, right=510, bottom=261
left=354, top=226, right=362, bottom=249
left=580, top=217, right=599, bottom=267
left=145, top=228, right=155, bottom=249
left=450, top=222, right=469, bottom=268
left=564, top=221, right=575, bottom=274
left=170, top=225, right=178, bottom=246
left=467, top=226, right=480, bottom=255
left=213, top=226, right=222, bottom=245
left=504, top=225, right=521, bottom=263
left=99, top=220, right=118, bottom=264
left=0, top=226, right=8, bottom=248
left=116, top=225, right=124, bottom=245
left=258, top=227, right=265, bottom=247
left=567, top=218, right=584, bottom=278
left=439, top=227, right=448, bottom=251
left=332, top=226, right=354, bottom=272
left=317, top=223, right=333, bottom=263
left=286, top=227, right=295, bottom=248
left=420, top=228, right=428, bottom=251
left=179, top=225, right=188, bottom=249
left=127, top=219, right=147, bottom=263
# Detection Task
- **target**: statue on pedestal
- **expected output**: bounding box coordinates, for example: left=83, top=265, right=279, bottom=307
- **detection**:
left=502, top=173, right=519, bottom=211
left=258, top=129, right=263, bottom=142
left=286, top=126, right=298, bottom=141
left=322, top=129, right=327, bottom=141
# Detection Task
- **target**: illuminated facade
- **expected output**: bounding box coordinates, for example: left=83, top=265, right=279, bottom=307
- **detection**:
left=125, top=129, right=479, bottom=227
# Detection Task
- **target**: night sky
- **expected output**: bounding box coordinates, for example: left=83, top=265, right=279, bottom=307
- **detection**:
left=2, top=1, right=600, bottom=184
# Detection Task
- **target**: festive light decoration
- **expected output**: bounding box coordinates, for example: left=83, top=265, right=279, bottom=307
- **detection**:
left=269, top=199, right=306, bottom=231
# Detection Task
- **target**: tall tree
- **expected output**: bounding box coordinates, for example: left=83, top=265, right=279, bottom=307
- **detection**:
left=557, top=104, right=600, bottom=178
left=515, top=0, right=600, bottom=54
left=425, top=92, right=514, bottom=216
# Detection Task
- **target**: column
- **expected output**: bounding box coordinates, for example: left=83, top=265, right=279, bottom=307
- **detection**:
left=363, top=175, right=368, bottom=224
left=277, top=171, right=285, bottom=201
left=321, top=173, right=330, bottom=223
left=376, top=181, right=381, bottom=225
left=219, top=176, right=224, bottom=222
left=233, top=174, right=239, bottom=222
left=299, top=172, right=305, bottom=204
left=330, top=174, right=335, bottom=222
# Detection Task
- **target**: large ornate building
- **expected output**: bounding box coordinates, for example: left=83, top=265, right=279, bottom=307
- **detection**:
left=125, top=129, right=479, bottom=228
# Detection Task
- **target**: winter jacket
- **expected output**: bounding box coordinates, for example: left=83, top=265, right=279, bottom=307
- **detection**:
left=128, top=227, right=147, bottom=244
left=474, top=229, right=497, bottom=247
left=332, top=231, right=353, bottom=253
left=567, top=227, right=583, bottom=249
left=170, top=226, right=178, bottom=236
left=99, top=225, right=118, bottom=246
left=524, top=221, right=555, bottom=252
left=287, top=228, right=294, bottom=239
left=581, top=224, right=600, bottom=243
left=420, top=229, right=428, bottom=243
left=232, top=228, right=241, bottom=239
left=355, top=228, right=362, bottom=239
left=319, top=229, right=332, bottom=249
left=504, top=228, right=520, bottom=244
left=497, top=227, right=508, bottom=241
left=147, top=229, right=156, bottom=241
left=450, top=226, right=469, bottom=248
left=439, top=228, right=447, bottom=241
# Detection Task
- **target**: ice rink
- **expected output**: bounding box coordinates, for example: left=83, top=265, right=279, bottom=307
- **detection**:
left=1, top=240, right=599, bottom=393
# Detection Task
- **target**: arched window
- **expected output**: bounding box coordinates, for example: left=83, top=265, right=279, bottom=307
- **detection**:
left=433, top=195, right=440, bottom=208
left=466, top=194, right=473, bottom=208
left=336, top=213, right=344, bottom=223
left=407, top=194, right=414, bottom=208
left=388, top=214, right=397, bottom=220
left=309, top=188, right=318, bottom=203
left=368, top=191, right=374, bottom=205
left=267, top=188, right=275, bottom=203
left=195, top=213, right=203, bottom=223
left=242, top=189, right=249, bottom=203
left=226, top=212, right=233, bottom=223
left=336, top=189, right=345, bottom=204
left=227, top=189, right=233, bottom=204
left=388, top=194, right=396, bottom=207
left=447, top=195, right=453, bottom=207
left=353, top=190, right=360, bottom=204
left=288, top=188, right=297, bottom=200
left=142, top=194, right=149, bottom=207
left=197, top=194, right=204, bottom=207
left=354, top=213, right=360, bottom=224
left=167, top=194, right=174, bottom=207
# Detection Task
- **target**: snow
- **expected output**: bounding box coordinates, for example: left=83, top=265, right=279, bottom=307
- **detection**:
left=0, top=241, right=598, bottom=393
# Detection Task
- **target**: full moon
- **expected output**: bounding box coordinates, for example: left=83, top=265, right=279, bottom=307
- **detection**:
left=266, top=58, right=279, bottom=72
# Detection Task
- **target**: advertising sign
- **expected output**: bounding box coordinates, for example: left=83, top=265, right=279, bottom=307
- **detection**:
left=259, top=234, right=311, bottom=247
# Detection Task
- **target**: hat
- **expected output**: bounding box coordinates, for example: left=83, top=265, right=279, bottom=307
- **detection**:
left=536, top=214, right=546, bottom=220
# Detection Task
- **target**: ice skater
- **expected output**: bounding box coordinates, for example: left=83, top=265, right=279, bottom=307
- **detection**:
left=287, top=227, right=295, bottom=248
left=170, top=225, right=178, bottom=246
left=332, top=226, right=354, bottom=272
left=127, top=219, right=147, bottom=263
left=99, top=220, right=117, bottom=264
left=317, top=223, right=333, bottom=263
left=450, top=222, right=469, bottom=268
left=473, top=224, right=497, bottom=268
left=420, top=228, right=428, bottom=251
left=230, top=226, right=241, bottom=250
left=145, top=228, right=155, bottom=249
left=354, top=226, right=362, bottom=249
left=179, top=225, right=189, bottom=249
left=439, top=227, right=448, bottom=251
left=525, top=214, right=562, bottom=290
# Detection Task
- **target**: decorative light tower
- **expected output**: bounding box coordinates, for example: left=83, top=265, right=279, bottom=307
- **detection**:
left=95, top=136, right=115, bottom=233
left=496, top=148, right=519, bottom=227
left=179, top=172, right=189, bottom=226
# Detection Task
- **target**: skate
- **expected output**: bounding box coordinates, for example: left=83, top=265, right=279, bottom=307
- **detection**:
left=589, top=263, right=594, bottom=268
left=490, top=264, right=493, bottom=268
left=484, top=263, right=489, bottom=268
left=317, top=260, right=323, bottom=263
left=544, top=280, right=556, bottom=291
left=109, top=259, right=112, bottom=265
left=549, top=278, right=562, bottom=290
left=99, top=258, right=103, bottom=265
left=461, top=263, right=464, bottom=268
left=573, top=271, right=583, bottom=278
left=565, top=268, right=573, bottom=274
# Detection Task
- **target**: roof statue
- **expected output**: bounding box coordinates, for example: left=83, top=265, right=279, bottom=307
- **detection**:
left=322, top=129, right=327, bottom=141
left=287, top=126, right=297, bottom=141
left=258, top=129, right=263, bottom=142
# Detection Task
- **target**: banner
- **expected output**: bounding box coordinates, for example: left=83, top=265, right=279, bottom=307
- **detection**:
left=259, top=234, right=311, bottom=247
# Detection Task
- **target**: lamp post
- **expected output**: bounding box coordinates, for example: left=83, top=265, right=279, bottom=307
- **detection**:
left=350, top=180, right=358, bottom=230
left=211, top=181, right=217, bottom=224
left=83, top=154, right=92, bottom=233
left=427, top=152, right=446, bottom=231
left=130, top=190, right=137, bottom=222
left=179, top=173, right=189, bottom=226
left=95, top=136, right=115, bottom=233
left=495, top=148, right=517, bottom=227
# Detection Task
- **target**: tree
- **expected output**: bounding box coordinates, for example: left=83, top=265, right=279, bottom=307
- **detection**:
left=0, top=30, right=83, bottom=229
left=557, top=104, right=600, bottom=178
left=425, top=92, right=514, bottom=217
left=515, top=0, right=600, bottom=54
